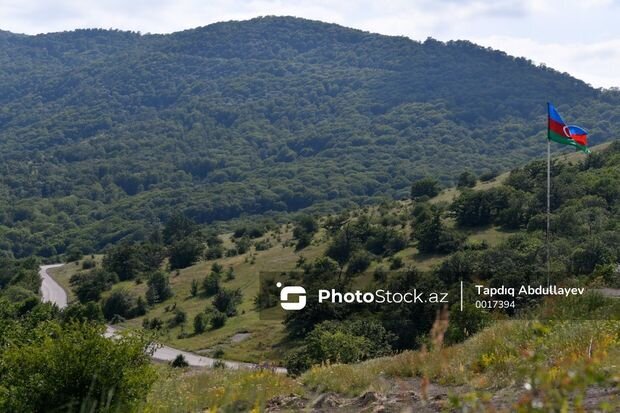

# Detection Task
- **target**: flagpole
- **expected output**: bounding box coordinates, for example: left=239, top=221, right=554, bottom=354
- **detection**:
left=546, top=136, right=551, bottom=287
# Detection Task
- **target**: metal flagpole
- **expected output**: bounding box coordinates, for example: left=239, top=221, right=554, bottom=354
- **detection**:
left=546, top=137, right=551, bottom=287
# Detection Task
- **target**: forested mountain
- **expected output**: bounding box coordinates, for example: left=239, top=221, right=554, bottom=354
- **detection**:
left=1, top=16, right=620, bottom=258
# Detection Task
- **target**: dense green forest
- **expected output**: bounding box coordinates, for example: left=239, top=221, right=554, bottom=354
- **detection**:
left=2, top=16, right=620, bottom=259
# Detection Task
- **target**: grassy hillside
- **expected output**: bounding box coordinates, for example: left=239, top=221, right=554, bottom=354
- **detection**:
left=143, top=316, right=619, bottom=411
left=49, top=141, right=618, bottom=367
left=3, top=17, right=620, bottom=259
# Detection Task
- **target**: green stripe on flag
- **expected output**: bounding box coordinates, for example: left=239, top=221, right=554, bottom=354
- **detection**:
left=548, top=130, right=590, bottom=154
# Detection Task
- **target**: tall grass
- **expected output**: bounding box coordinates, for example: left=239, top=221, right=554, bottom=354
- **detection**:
left=142, top=367, right=302, bottom=412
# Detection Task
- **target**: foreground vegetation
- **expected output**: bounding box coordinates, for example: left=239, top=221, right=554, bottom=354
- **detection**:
left=1, top=142, right=617, bottom=411
left=141, top=295, right=619, bottom=412
left=45, top=142, right=619, bottom=372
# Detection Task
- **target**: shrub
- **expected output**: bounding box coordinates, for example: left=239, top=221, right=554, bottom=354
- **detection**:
left=169, top=237, right=204, bottom=270
left=190, top=279, right=199, bottom=297
left=168, top=308, right=187, bottom=328
left=202, top=273, right=221, bottom=296
left=0, top=321, right=156, bottom=411
left=210, top=310, right=227, bottom=329
left=70, top=269, right=118, bottom=303
left=346, top=250, right=372, bottom=275
left=171, top=354, right=189, bottom=368
left=193, top=313, right=208, bottom=334
left=212, top=288, right=243, bottom=316
left=457, top=171, right=477, bottom=188
left=411, top=177, right=440, bottom=199
left=103, top=289, right=140, bottom=321
left=81, top=259, right=96, bottom=270
left=145, top=271, right=173, bottom=304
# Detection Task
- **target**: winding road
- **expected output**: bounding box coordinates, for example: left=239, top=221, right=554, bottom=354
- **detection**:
left=39, top=265, right=286, bottom=373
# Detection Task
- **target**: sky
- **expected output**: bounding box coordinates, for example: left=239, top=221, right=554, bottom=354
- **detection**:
left=1, top=0, right=619, bottom=88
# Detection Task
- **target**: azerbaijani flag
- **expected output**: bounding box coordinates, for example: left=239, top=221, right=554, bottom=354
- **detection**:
left=548, top=103, right=590, bottom=154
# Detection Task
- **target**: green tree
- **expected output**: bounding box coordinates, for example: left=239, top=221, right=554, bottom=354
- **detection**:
left=145, top=271, right=173, bottom=305
left=103, top=289, right=140, bottom=321
left=212, top=288, right=243, bottom=316
left=411, top=177, right=440, bottom=199
left=103, top=243, right=142, bottom=281
left=169, top=237, right=204, bottom=270
left=0, top=321, right=156, bottom=412
left=193, top=313, right=208, bottom=334
left=457, top=171, right=477, bottom=188
left=163, top=213, right=199, bottom=245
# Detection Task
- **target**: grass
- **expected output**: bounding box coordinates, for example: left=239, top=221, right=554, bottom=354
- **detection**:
left=301, top=295, right=620, bottom=410
left=119, top=227, right=327, bottom=363
left=48, top=218, right=519, bottom=365
left=141, top=366, right=302, bottom=412
left=47, top=255, right=104, bottom=303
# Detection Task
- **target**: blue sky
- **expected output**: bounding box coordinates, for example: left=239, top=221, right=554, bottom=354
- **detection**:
left=1, top=0, right=619, bottom=88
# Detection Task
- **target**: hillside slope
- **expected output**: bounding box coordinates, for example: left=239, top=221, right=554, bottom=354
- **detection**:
left=49, top=141, right=619, bottom=368
left=2, top=17, right=620, bottom=259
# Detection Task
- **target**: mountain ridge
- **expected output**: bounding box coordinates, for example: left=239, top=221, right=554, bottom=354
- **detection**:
left=1, top=16, right=619, bottom=258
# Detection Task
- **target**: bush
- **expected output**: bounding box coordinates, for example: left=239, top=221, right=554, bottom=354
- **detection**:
left=169, top=237, right=204, bottom=270
left=202, top=273, right=221, bottom=296
left=145, top=271, right=173, bottom=304
left=81, top=259, right=96, bottom=270
left=479, top=170, right=498, bottom=182
left=204, top=246, right=224, bottom=260
left=457, top=171, right=477, bottom=188
left=190, top=279, right=199, bottom=297
left=285, top=320, right=393, bottom=375
left=0, top=321, right=156, bottom=412
left=103, top=289, right=141, bottom=321
left=411, top=177, right=440, bottom=199
left=210, top=310, right=227, bottom=329
left=389, top=256, right=403, bottom=270
left=168, top=308, right=187, bottom=328
left=70, top=269, right=118, bottom=303
left=171, top=354, right=189, bottom=368
left=346, top=250, right=372, bottom=275
left=212, top=288, right=243, bottom=316
left=193, top=313, right=209, bottom=334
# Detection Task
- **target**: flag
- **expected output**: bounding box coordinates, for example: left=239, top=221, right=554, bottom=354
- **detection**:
left=547, top=103, right=591, bottom=154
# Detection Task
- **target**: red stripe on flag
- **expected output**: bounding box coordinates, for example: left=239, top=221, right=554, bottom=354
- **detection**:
left=548, top=118, right=568, bottom=137
left=571, top=134, right=587, bottom=146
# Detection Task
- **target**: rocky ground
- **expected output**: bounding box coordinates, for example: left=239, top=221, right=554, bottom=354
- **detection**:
left=265, top=377, right=619, bottom=412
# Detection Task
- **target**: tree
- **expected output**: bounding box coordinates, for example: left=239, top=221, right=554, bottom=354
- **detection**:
left=0, top=320, right=156, bottom=412
left=411, top=177, right=440, bottom=199
left=169, top=237, right=203, bottom=270
left=163, top=213, right=199, bottom=245
left=145, top=271, right=173, bottom=305
left=212, top=288, right=243, bottom=316
left=414, top=213, right=462, bottom=254
left=193, top=313, right=208, bottom=334
left=168, top=308, right=187, bottom=327
left=285, top=319, right=393, bottom=375
left=190, top=279, right=199, bottom=297
left=171, top=354, right=189, bottom=368
left=70, top=269, right=118, bottom=303
left=103, top=289, right=140, bottom=321
left=202, top=273, right=221, bottom=296
left=457, top=171, right=477, bottom=188
left=103, top=243, right=142, bottom=281
left=346, top=250, right=372, bottom=275
left=293, top=214, right=319, bottom=250
left=210, top=310, right=227, bottom=329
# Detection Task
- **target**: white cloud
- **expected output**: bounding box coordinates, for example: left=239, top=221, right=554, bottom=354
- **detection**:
left=471, top=36, right=620, bottom=88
